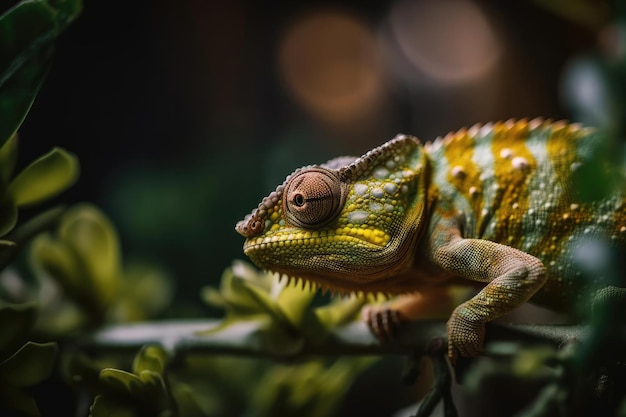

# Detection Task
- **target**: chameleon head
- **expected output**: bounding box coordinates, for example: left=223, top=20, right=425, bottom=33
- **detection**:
left=235, top=135, right=430, bottom=293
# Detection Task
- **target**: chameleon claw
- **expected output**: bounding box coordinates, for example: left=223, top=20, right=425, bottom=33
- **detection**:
left=363, top=305, right=405, bottom=342
left=446, top=307, right=485, bottom=363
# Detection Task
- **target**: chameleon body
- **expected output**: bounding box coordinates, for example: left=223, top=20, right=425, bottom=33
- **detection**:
left=235, top=119, right=626, bottom=360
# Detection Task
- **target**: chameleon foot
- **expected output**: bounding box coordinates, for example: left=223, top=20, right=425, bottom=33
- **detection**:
left=362, top=305, right=404, bottom=341
left=446, top=307, right=485, bottom=363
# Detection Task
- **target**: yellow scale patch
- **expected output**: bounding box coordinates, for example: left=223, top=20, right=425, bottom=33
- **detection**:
left=490, top=121, right=536, bottom=246
left=531, top=125, right=623, bottom=261
left=532, top=125, right=585, bottom=260
left=249, top=227, right=390, bottom=254
left=255, top=200, right=391, bottom=250
left=443, top=129, right=484, bottom=219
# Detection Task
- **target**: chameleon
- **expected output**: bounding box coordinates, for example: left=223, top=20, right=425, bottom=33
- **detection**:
left=235, top=118, right=626, bottom=361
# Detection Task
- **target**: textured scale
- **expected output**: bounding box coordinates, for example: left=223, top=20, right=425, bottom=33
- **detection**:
left=236, top=119, right=626, bottom=361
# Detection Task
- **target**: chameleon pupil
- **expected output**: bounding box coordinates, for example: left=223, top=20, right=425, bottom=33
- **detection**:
left=293, top=194, right=305, bottom=207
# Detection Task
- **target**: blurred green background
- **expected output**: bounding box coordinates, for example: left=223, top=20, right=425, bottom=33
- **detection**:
left=13, top=0, right=613, bottom=315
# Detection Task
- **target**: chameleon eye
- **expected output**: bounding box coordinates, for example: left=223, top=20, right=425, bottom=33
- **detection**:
left=283, top=167, right=346, bottom=228
left=292, top=193, right=305, bottom=207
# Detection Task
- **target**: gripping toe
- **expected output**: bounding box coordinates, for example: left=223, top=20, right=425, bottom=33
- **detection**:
left=446, top=309, right=485, bottom=363
left=363, top=305, right=404, bottom=341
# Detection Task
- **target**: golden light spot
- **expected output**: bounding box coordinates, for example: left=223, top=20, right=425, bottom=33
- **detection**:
left=278, top=11, right=385, bottom=124
left=384, top=0, right=501, bottom=85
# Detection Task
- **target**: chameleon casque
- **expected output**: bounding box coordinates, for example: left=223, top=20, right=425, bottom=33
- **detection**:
left=235, top=119, right=626, bottom=361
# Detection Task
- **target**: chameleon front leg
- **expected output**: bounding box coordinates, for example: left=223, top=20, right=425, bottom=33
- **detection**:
left=363, top=287, right=455, bottom=340
left=431, top=236, right=547, bottom=362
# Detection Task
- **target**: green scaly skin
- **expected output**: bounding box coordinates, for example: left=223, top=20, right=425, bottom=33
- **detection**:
left=236, top=118, right=626, bottom=361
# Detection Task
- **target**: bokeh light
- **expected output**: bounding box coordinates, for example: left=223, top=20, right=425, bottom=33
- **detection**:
left=383, top=0, right=501, bottom=86
left=278, top=10, right=386, bottom=126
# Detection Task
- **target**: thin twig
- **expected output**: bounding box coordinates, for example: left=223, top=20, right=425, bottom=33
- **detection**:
left=84, top=319, right=584, bottom=359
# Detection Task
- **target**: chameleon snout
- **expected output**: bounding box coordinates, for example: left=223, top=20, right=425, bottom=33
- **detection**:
left=235, top=212, right=264, bottom=238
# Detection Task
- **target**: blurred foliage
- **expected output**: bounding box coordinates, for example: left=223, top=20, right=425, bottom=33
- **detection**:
left=0, top=302, right=57, bottom=417
left=0, top=1, right=81, bottom=415
left=0, top=0, right=81, bottom=149
left=201, top=260, right=373, bottom=354
left=0, top=0, right=82, bottom=273
left=65, top=341, right=374, bottom=417
left=248, top=357, right=373, bottom=417
left=0, top=134, right=79, bottom=267
left=92, top=345, right=174, bottom=417
left=29, top=203, right=173, bottom=335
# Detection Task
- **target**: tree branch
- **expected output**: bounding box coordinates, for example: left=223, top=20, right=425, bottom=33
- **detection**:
left=83, top=319, right=584, bottom=359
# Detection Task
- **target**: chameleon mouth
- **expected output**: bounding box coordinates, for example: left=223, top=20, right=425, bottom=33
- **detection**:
left=266, top=269, right=392, bottom=298
left=242, top=228, right=419, bottom=296
left=242, top=227, right=391, bottom=254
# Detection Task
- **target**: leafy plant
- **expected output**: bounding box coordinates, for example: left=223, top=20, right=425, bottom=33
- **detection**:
left=0, top=303, right=57, bottom=417
left=0, top=0, right=82, bottom=149
left=0, top=135, right=79, bottom=268
left=30, top=203, right=173, bottom=334
left=0, top=0, right=83, bottom=273
left=201, top=260, right=371, bottom=355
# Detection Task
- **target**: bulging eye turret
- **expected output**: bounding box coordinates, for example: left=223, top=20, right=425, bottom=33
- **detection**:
left=283, top=167, right=346, bottom=229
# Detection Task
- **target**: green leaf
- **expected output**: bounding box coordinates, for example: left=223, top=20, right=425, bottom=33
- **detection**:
left=132, top=345, right=168, bottom=376
left=0, top=206, right=65, bottom=271
left=276, top=280, right=316, bottom=328
left=0, top=302, right=37, bottom=358
left=61, top=352, right=106, bottom=391
left=0, top=0, right=58, bottom=147
left=30, top=234, right=82, bottom=299
left=217, top=264, right=273, bottom=314
left=0, top=134, right=18, bottom=183
left=313, top=296, right=364, bottom=332
left=0, top=341, right=57, bottom=386
left=98, top=367, right=171, bottom=415
left=0, top=383, right=40, bottom=417
left=235, top=277, right=287, bottom=322
left=171, top=383, right=211, bottom=417
left=90, top=394, right=135, bottom=417
left=137, top=369, right=169, bottom=403
left=99, top=368, right=143, bottom=396
left=58, top=204, right=121, bottom=305
left=48, top=0, right=83, bottom=32
left=0, top=197, right=17, bottom=237
left=200, top=286, right=227, bottom=309
left=8, top=147, right=79, bottom=207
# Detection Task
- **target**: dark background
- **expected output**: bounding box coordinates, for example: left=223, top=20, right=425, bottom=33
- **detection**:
left=13, top=0, right=606, bottom=313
